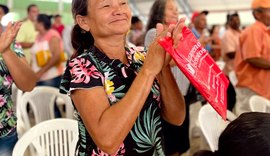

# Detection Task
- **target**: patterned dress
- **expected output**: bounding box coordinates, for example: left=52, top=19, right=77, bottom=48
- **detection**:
left=60, top=46, right=165, bottom=156
left=0, top=43, right=24, bottom=138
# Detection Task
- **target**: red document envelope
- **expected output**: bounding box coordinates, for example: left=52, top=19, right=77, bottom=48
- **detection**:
left=158, top=26, right=229, bottom=120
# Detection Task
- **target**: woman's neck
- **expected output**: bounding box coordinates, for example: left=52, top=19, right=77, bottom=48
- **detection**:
left=94, top=35, right=128, bottom=64
left=39, top=29, right=49, bottom=36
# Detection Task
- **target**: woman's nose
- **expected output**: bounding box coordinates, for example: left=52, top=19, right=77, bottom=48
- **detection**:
left=112, top=4, right=123, bottom=15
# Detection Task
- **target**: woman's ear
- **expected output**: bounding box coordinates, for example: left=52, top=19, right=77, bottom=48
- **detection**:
left=76, top=15, right=90, bottom=32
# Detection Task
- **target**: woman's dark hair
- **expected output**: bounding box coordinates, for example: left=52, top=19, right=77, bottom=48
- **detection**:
left=131, top=16, right=141, bottom=25
left=145, top=0, right=166, bottom=31
left=193, top=112, right=270, bottom=156
left=209, top=25, right=218, bottom=35
left=37, top=14, right=53, bottom=30
left=71, top=0, right=94, bottom=57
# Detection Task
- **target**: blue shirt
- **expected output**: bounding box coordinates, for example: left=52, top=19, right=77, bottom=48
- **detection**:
left=191, top=27, right=212, bottom=52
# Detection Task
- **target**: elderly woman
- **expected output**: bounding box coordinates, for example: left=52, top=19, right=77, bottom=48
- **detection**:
left=60, top=0, right=186, bottom=155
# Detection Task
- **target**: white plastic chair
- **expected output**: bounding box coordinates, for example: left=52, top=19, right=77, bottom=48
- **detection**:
left=228, top=71, right=238, bottom=87
left=10, top=84, right=25, bottom=137
left=11, top=84, right=24, bottom=113
left=216, top=60, right=226, bottom=71
left=198, top=104, right=237, bottom=151
left=249, top=95, right=270, bottom=113
left=18, top=86, right=75, bottom=130
left=12, top=118, right=79, bottom=156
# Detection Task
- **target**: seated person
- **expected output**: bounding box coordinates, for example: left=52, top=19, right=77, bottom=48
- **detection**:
left=193, top=112, right=270, bottom=156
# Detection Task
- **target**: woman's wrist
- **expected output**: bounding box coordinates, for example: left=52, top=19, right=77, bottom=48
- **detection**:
left=1, top=48, right=11, bottom=55
left=161, top=65, right=171, bottom=74
left=157, top=65, right=171, bottom=81
left=140, top=67, right=156, bottom=80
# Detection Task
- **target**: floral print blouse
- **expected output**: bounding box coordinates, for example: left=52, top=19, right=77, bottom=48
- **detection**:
left=60, top=46, right=165, bottom=156
left=0, top=43, right=24, bottom=138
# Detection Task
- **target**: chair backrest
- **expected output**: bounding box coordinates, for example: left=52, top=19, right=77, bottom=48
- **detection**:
left=18, top=86, right=74, bottom=130
left=198, top=104, right=237, bottom=152
left=249, top=95, right=270, bottom=113
left=228, top=71, right=238, bottom=87
left=11, top=84, right=23, bottom=112
left=12, top=118, right=79, bottom=156
left=216, top=61, right=226, bottom=71
left=11, top=84, right=25, bottom=137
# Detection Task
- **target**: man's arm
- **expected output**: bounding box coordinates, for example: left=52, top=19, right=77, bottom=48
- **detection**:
left=246, top=57, right=270, bottom=69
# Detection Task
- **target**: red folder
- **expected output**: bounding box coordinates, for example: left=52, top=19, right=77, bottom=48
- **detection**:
left=158, top=26, right=229, bottom=120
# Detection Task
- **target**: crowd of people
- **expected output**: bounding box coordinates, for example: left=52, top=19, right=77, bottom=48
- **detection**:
left=0, top=0, right=269, bottom=155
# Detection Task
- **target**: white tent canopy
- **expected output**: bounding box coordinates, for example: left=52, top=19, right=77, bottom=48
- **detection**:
left=1, top=0, right=256, bottom=26
left=131, top=0, right=255, bottom=26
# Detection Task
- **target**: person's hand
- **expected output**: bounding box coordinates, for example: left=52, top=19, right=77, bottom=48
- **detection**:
left=171, top=17, right=186, bottom=48
left=143, top=23, right=175, bottom=76
left=198, top=33, right=211, bottom=47
left=0, top=22, right=22, bottom=54
left=163, top=17, right=186, bottom=68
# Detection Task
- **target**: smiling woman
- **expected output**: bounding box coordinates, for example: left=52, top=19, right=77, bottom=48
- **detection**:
left=59, top=0, right=186, bottom=155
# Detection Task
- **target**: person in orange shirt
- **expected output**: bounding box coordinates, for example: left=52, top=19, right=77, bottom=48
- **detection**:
left=234, top=0, right=270, bottom=115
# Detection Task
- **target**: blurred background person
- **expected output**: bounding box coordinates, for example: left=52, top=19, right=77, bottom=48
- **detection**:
left=0, top=22, right=37, bottom=156
left=209, top=25, right=221, bottom=61
left=220, top=12, right=241, bottom=112
left=221, top=12, right=241, bottom=76
left=0, top=4, right=9, bottom=31
left=145, top=0, right=190, bottom=155
left=127, top=16, right=144, bottom=46
left=191, top=10, right=212, bottom=52
left=52, top=14, right=65, bottom=37
left=234, top=0, right=270, bottom=115
left=31, top=14, right=65, bottom=118
left=16, top=4, right=39, bottom=64
left=31, top=14, right=65, bottom=88
left=0, top=4, right=8, bottom=21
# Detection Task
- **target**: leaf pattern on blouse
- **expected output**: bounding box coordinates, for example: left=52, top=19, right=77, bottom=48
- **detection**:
left=70, top=58, right=103, bottom=84
left=0, top=44, right=24, bottom=137
left=60, top=46, right=165, bottom=155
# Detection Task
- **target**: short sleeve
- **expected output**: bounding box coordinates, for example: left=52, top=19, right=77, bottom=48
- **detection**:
left=46, top=29, right=61, bottom=41
left=59, top=55, right=104, bottom=94
left=16, top=24, right=26, bottom=42
left=241, top=28, right=262, bottom=60
left=222, top=31, right=237, bottom=54
left=12, top=43, right=25, bottom=58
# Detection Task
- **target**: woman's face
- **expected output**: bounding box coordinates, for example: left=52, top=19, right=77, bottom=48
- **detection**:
left=86, top=0, right=131, bottom=38
left=164, top=0, right=179, bottom=25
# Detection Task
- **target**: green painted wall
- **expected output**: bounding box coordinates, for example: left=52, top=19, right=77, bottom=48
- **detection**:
left=0, top=0, right=73, bottom=24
